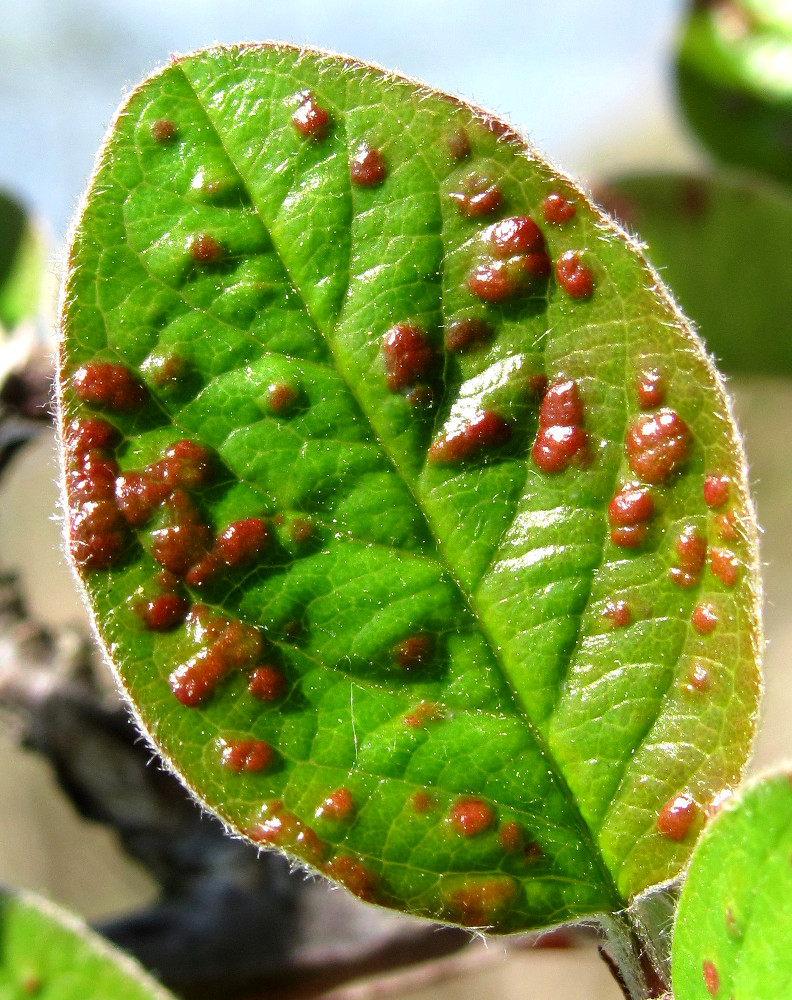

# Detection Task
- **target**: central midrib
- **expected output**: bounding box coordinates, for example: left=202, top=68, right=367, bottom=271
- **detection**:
left=175, top=59, right=626, bottom=914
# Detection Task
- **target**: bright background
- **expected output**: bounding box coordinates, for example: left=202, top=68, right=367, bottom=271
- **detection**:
left=2, top=0, right=697, bottom=243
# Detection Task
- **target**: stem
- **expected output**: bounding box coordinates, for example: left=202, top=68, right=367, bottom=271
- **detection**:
left=598, top=886, right=678, bottom=1000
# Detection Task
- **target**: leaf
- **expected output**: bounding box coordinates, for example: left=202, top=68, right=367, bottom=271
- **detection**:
left=0, top=887, right=174, bottom=999
left=0, top=190, right=45, bottom=332
left=594, top=171, right=792, bottom=375
left=676, top=0, right=792, bottom=186
left=672, top=771, right=792, bottom=999
left=57, top=43, right=762, bottom=933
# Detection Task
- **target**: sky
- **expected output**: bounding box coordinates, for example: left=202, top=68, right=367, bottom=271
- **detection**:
left=1, top=0, right=697, bottom=244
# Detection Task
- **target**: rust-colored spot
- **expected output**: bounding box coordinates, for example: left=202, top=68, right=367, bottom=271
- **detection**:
left=445, top=318, right=493, bottom=353
left=657, top=793, right=698, bottom=840
left=289, top=517, right=314, bottom=544
left=315, top=787, right=355, bottom=822
left=446, top=129, right=471, bottom=160
left=393, top=633, right=434, bottom=669
left=221, top=738, right=274, bottom=773
left=603, top=600, right=632, bottom=628
left=555, top=251, right=594, bottom=299
left=350, top=144, right=387, bottom=186
left=404, top=701, right=442, bottom=728
left=188, top=233, right=223, bottom=264
left=533, top=378, right=588, bottom=474
left=625, top=408, right=691, bottom=484
left=714, top=510, right=739, bottom=541
left=266, top=382, right=298, bottom=413
left=710, top=547, right=739, bottom=587
left=291, top=93, right=330, bottom=139
left=542, top=192, right=576, bottom=226
left=324, top=855, right=378, bottom=901
left=429, top=411, right=512, bottom=463
left=686, top=660, right=710, bottom=692
left=702, top=959, right=720, bottom=996
left=144, top=352, right=186, bottom=389
left=382, top=323, right=435, bottom=392
left=671, top=525, right=707, bottom=588
left=489, top=216, right=544, bottom=258
left=139, top=593, right=189, bottom=631
left=539, top=378, right=584, bottom=427
left=704, top=474, right=730, bottom=508
left=248, top=665, right=287, bottom=702
left=533, top=426, right=588, bottom=474
left=250, top=800, right=328, bottom=865
left=444, top=875, right=518, bottom=927
left=499, top=820, right=523, bottom=853
left=467, top=260, right=521, bottom=302
left=149, top=439, right=214, bottom=491
left=214, top=518, right=270, bottom=567
left=636, top=369, right=666, bottom=410
left=65, top=417, right=118, bottom=456
left=169, top=608, right=262, bottom=706
left=450, top=172, right=503, bottom=218
left=411, top=790, right=434, bottom=813
left=115, top=472, right=171, bottom=527
left=609, top=486, right=654, bottom=527
left=72, top=362, right=147, bottom=412
left=150, top=491, right=211, bottom=577
left=725, top=907, right=740, bottom=938
left=449, top=796, right=494, bottom=837
left=692, top=602, right=718, bottom=635
left=68, top=452, right=118, bottom=504
left=151, top=118, right=176, bottom=142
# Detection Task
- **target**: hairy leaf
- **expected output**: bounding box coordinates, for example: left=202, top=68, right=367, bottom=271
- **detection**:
left=0, top=888, right=173, bottom=999
left=677, top=0, right=792, bottom=185
left=673, top=771, right=792, bottom=999
left=594, top=171, right=792, bottom=375
left=57, top=43, right=761, bottom=932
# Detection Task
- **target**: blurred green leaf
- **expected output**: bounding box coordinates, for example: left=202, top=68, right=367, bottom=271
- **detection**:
left=677, top=0, right=792, bottom=185
left=595, top=171, right=792, bottom=374
left=0, top=191, right=45, bottom=332
left=673, top=770, right=792, bottom=1000
left=57, top=43, right=761, bottom=933
left=0, top=888, right=173, bottom=999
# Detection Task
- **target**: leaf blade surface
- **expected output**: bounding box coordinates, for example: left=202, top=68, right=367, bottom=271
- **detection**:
left=58, top=44, right=761, bottom=931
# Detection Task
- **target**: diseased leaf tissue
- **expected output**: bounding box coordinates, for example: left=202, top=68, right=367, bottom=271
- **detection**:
left=58, top=43, right=761, bottom=932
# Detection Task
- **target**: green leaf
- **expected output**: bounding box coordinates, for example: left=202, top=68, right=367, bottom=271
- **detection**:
left=0, top=887, right=174, bottom=999
left=672, top=771, right=792, bottom=1000
left=0, top=190, right=45, bottom=331
left=594, top=171, right=792, bottom=375
left=676, top=0, right=792, bottom=186
left=57, top=43, right=762, bottom=933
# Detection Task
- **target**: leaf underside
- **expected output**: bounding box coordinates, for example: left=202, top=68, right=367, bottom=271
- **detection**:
left=677, top=0, right=792, bottom=186
left=0, top=888, right=172, bottom=999
left=58, top=43, right=761, bottom=933
left=672, top=772, right=792, bottom=1000
left=594, top=171, right=792, bottom=376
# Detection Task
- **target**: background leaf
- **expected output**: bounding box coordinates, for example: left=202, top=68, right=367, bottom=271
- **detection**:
left=57, top=43, right=761, bottom=933
left=0, top=888, right=173, bottom=999
left=0, top=190, right=45, bottom=333
left=594, top=171, right=792, bottom=375
left=676, top=0, right=792, bottom=186
left=672, top=770, right=792, bottom=1000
